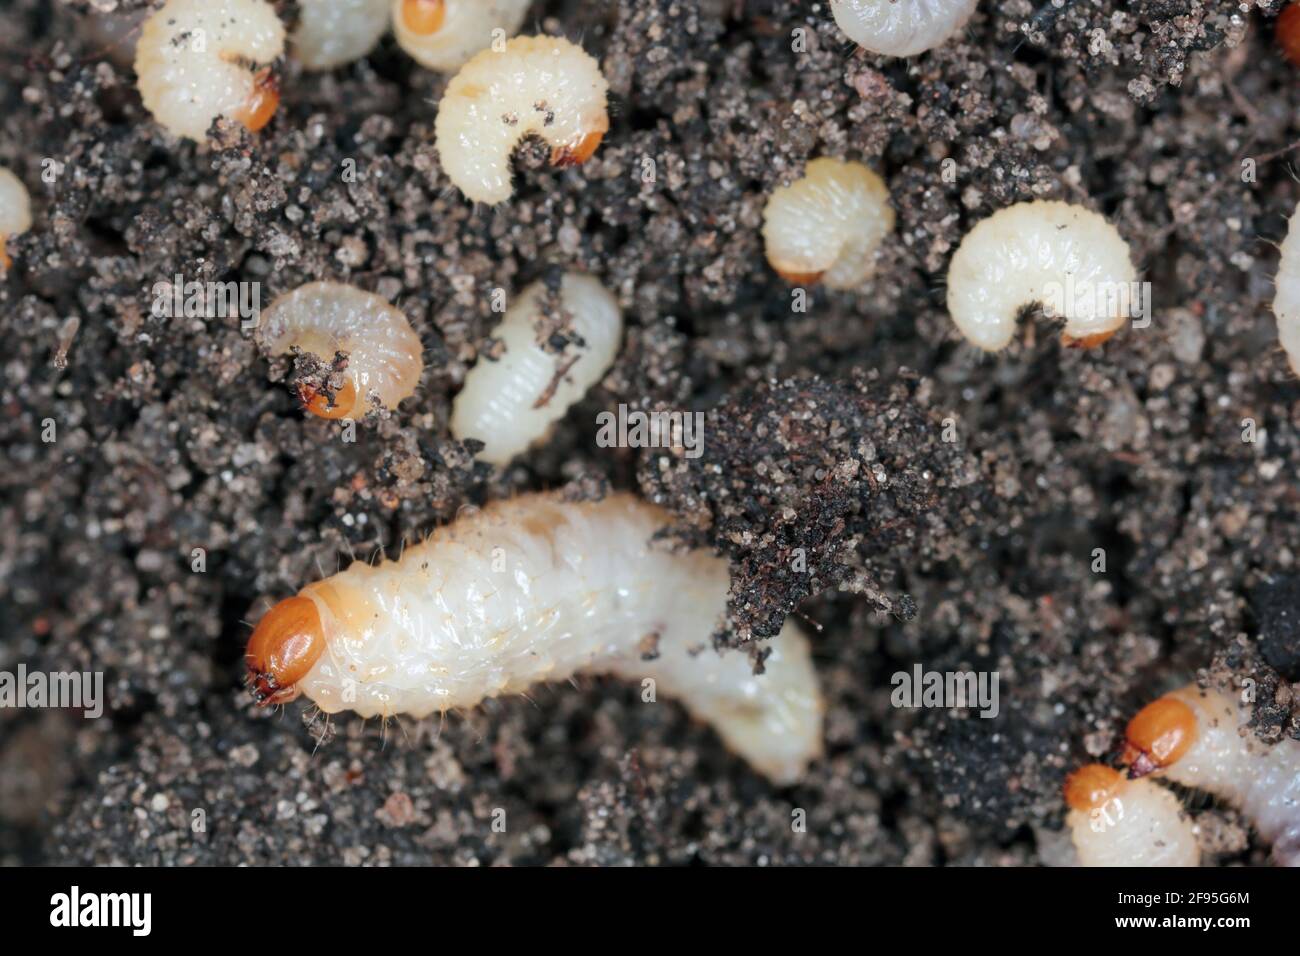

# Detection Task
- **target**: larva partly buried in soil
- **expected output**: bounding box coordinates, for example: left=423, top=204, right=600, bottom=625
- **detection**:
left=293, top=0, right=391, bottom=71
left=258, top=281, right=424, bottom=420
left=451, top=272, right=622, bottom=465
left=1062, top=763, right=1200, bottom=867
left=245, top=492, right=825, bottom=784
left=830, top=0, right=979, bottom=58
left=434, top=35, right=610, bottom=204
left=945, top=200, right=1138, bottom=352
left=1123, top=684, right=1300, bottom=866
left=1273, top=201, right=1300, bottom=375
left=134, top=0, right=286, bottom=142
left=761, top=158, right=894, bottom=288
left=0, top=167, right=32, bottom=271
left=393, top=0, right=531, bottom=73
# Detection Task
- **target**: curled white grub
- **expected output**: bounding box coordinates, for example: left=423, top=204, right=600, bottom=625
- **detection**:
left=451, top=272, right=622, bottom=464
left=245, top=492, right=825, bottom=784
left=393, top=0, right=531, bottom=73
left=830, top=0, right=979, bottom=57
left=259, top=281, right=424, bottom=420
left=134, top=0, right=286, bottom=141
left=761, top=157, right=894, bottom=288
left=945, top=200, right=1139, bottom=351
left=434, top=35, right=610, bottom=204
left=1063, top=764, right=1200, bottom=867
left=0, top=167, right=32, bottom=271
left=1273, top=201, right=1300, bottom=376
left=293, top=0, right=391, bottom=71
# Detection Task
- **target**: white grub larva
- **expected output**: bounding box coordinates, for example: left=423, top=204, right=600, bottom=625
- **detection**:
left=393, top=0, right=531, bottom=73
left=451, top=272, right=622, bottom=465
left=945, top=200, right=1138, bottom=352
left=0, top=167, right=33, bottom=271
left=259, top=281, right=424, bottom=420
left=245, top=492, right=825, bottom=784
left=1123, top=684, right=1300, bottom=867
left=292, top=0, right=390, bottom=71
left=761, top=158, right=894, bottom=288
left=1273, top=202, right=1300, bottom=375
left=134, top=0, right=286, bottom=142
left=434, top=35, right=609, bottom=205
left=1062, top=764, right=1200, bottom=867
left=830, top=0, right=979, bottom=58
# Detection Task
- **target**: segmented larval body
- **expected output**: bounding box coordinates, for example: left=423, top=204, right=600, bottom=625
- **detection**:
left=761, top=158, right=894, bottom=288
left=134, top=0, right=286, bottom=141
left=1064, top=765, right=1200, bottom=867
left=1273, top=202, right=1300, bottom=376
left=0, top=168, right=32, bottom=270
left=830, top=0, right=979, bottom=57
left=394, top=0, right=531, bottom=73
left=288, top=493, right=824, bottom=784
left=945, top=200, right=1138, bottom=351
left=434, top=35, right=609, bottom=204
left=451, top=272, right=622, bottom=464
left=293, top=0, right=391, bottom=71
left=259, top=281, right=424, bottom=419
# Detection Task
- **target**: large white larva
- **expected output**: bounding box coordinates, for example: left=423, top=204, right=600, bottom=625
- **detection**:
left=830, top=0, right=979, bottom=58
left=258, top=281, right=424, bottom=420
left=393, top=0, right=531, bottom=73
left=0, top=167, right=32, bottom=271
left=434, top=35, right=610, bottom=205
left=1123, top=684, right=1300, bottom=867
left=451, top=272, right=622, bottom=465
left=245, top=492, right=825, bottom=784
left=1273, top=201, right=1300, bottom=376
left=1062, top=764, right=1200, bottom=867
left=134, top=0, right=286, bottom=142
left=293, top=0, right=391, bottom=71
left=761, top=158, right=894, bottom=288
left=945, top=200, right=1139, bottom=352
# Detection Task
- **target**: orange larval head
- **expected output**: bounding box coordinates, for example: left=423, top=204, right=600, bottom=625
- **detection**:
left=550, top=129, right=606, bottom=168
left=773, top=269, right=826, bottom=287
left=1123, top=695, right=1197, bottom=778
left=1063, top=763, right=1124, bottom=812
left=298, top=378, right=357, bottom=420
left=401, top=0, right=446, bottom=35
left=1061, top=328, right=1119, bottom=349
left=245, top=596, right=325, bottom=705
left=1278, top=4, right=1300, bottom=67
left=236, top=66, right=281, bottom=133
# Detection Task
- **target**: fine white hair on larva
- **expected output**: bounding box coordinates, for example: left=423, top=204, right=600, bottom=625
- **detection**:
left=451, top=272, right=622, bottom=465
left=134, top=0, right=286, bottom=142
left=258, top=281, right=424, bottom=420
left=245, top=492, right=825, bottom=784
left=761, top=158, right=894, bottom=289
left=1273, top=201, right=1300, bottom=376
left=1123, top=684, right=1300, bottom=867
left=434, top=35, right=610, bottom=205
left=393, top=0, right=531, bottom=73
left=1062, top=764, right=1200, bottom=867
left=830, top=0, right=979, bottom=57
left=0, top=167, right=33, bottom=271
left=293, top=0, right=391, bottom=71
left=945, top=200, right=1138, bottom=352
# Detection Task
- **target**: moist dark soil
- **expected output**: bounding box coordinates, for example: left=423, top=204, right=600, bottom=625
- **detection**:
left=2, top=0, right=1299, bottom=866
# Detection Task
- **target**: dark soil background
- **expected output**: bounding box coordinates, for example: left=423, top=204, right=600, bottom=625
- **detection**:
left=2, top=0, right=1299, bottom=866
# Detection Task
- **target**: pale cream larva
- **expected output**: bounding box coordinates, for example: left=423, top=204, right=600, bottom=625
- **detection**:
left=393, top=0, right=531, bottom=73
left=0, top=167, right=33, bottom=271
left=761, top=158, right=894, bottom=288
left=293, top=0, right=391, bottom=71
left=451, top=272, right=622, bottom=465
left=1062, top=764, right=1200, bottom=867
left=245, top=492, right=825, bottom=784
left=134, top=0, right=286, bottom=142
left=945, top=200, right=1138, bottom=351
left=435, top=35, right=610, bottom=205
left=259, top=281, right=424, bottom=420
left=1273, top=202, right=1300, bottom=376
left=830, top=0, right=979, bottom=57
left=1123, top=684, right=1300, bottom=867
